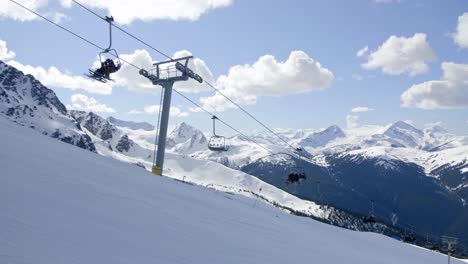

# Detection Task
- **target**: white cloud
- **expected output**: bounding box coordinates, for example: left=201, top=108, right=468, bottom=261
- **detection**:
left=2, top=39, right=211, bottom=96
left=7, top=60, right=112, bottom=95
left=401, top=62, right=468, bottom=109
left=347, top=114, right=360, bottom=129
left=0, top=1, right=69, bottom=23
left=60, top=0, right=232, bottom=24
left=356, top=46, right=369, bottom=57
left=44, top=11, right=69, bottom=24
left=197, top=51, right=334, bottom=112
left=128, top=109, right=143, bottom=115
left=1, top=38, right=112, bottom=94
left=0, top=39, right=112, bottom=94
left=113, top=49, right=213, bottom=94
left=0, top=40, right=16, bottom=60
left=362, top=33, right=436, bottom=76
left=132, top=105, right=190, bottom=117
left=352, top=74, right=364, bottom=81
left=173, top=50, right=215, bottom=93
left=453, top=13, right=468, bottom=49
left=66, top=94, right=115, bottom=113
left=0, top=0, right=48, bottom=21
left=351, top=106, right=373, bottom=113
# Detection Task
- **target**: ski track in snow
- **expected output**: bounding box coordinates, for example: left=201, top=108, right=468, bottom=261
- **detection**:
left=0, top=116, right=465, bottom=263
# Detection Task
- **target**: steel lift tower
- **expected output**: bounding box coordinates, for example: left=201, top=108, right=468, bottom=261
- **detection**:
left=139, top=56, right=203, bottom=175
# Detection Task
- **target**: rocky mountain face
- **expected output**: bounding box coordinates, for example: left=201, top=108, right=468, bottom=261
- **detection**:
left=72, top=111, right=116, bottom=141
left=0, top=60, right=95, bottom=152
left=70, top=110, right=152, bottom=162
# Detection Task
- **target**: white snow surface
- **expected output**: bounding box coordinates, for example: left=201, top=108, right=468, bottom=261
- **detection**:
left=1, top=116, right=463, bottom=264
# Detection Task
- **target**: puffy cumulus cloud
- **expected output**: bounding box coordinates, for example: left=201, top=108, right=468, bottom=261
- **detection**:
left=113, top=49, right=213, bottom=94
left=66, top=94, right=115, bottom=113
left=60, top=0, right=232, bottom=24
left=401, top=62, right=468, bottom=109
left=1, top=38, right=111, bottom=94
left=346, top=114, right=360, bottom=129
left=362, top=33, right=436, bottom=76
left=128, top=109, right=143, bottom=115
left=173, top=50, right=214, bottom=93
left=453, top=13, right=468, bottom=49
left=197, top=51, right=334, bottom=112
left=7, top=60, right=112, bottom=94
left=0, top=0, right=68, bottom=23
left=131, top=105, right=190, bottom=117
left=112, top=49, right=156, bottom=93
left=145, top=105, right=190, bottom=117
left=356, top=46, right=368, bottom=57
left=0, top=40, right=16, bottom=60
left=351, top=106, right=373, bottom=113
left=0, top=0, right=48, bottom=21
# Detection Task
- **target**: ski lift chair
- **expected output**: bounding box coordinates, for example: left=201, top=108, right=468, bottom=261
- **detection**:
left=286, top=166, right=306, bottom=185
left=85, top=16, right=122, bottom=83
left=208, top=116, right=228, bottom=151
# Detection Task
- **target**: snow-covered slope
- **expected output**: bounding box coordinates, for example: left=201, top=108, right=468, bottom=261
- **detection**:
left=1, top=116, right=463, bottom=264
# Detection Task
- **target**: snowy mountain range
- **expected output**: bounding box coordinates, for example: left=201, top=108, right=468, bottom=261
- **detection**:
left=1, top=59, right=467, bottom=248
left=3, top=113, right=464, bottom=263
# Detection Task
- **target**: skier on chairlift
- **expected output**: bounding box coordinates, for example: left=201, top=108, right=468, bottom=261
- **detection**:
left=94, top=58, right=120, bottom=79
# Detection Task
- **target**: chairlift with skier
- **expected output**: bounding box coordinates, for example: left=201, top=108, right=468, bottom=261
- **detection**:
left=85, top=16, right=121, bottom=83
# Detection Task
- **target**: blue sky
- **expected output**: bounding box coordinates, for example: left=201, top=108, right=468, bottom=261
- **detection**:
left=1, top=0, right=467, bottom=135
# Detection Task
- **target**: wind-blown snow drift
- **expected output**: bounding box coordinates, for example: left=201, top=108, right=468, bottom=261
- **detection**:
left=0, top=116, right=463, bottom=263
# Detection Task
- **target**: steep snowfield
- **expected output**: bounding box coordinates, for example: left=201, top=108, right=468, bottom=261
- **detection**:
left=0, top=116, right=464, bottom=263
left=162, top=152, right=327, bottom=218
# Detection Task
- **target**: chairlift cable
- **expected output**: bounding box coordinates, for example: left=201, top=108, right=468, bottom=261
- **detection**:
left=12, top=0, right=465, bottom=248
left=71, top=0, right=299, bottom=152
left=71, top=0, right=174, bottom=61
left=9, top=0, right=273, bottom=157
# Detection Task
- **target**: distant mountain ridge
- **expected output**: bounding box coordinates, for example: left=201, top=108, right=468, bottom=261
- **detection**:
left=1, top=59, right=467, bottom=248
left=107, top=116, right=155, bottom=131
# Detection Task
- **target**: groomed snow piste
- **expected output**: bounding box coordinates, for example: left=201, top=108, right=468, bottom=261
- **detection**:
left=0, top=116, right=464, bottom=264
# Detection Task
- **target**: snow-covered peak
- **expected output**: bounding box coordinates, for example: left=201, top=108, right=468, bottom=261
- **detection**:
left=296, top=125, right=346, bottom=148
left=167, top=122, right=207, bottom=154
left=383, top=121, right=423, bottom=148
left=385, top=121, right=423, bottom=136
left=169, top=122, right=202, bottom=142
left=107, top=116, right=155, bottom=131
